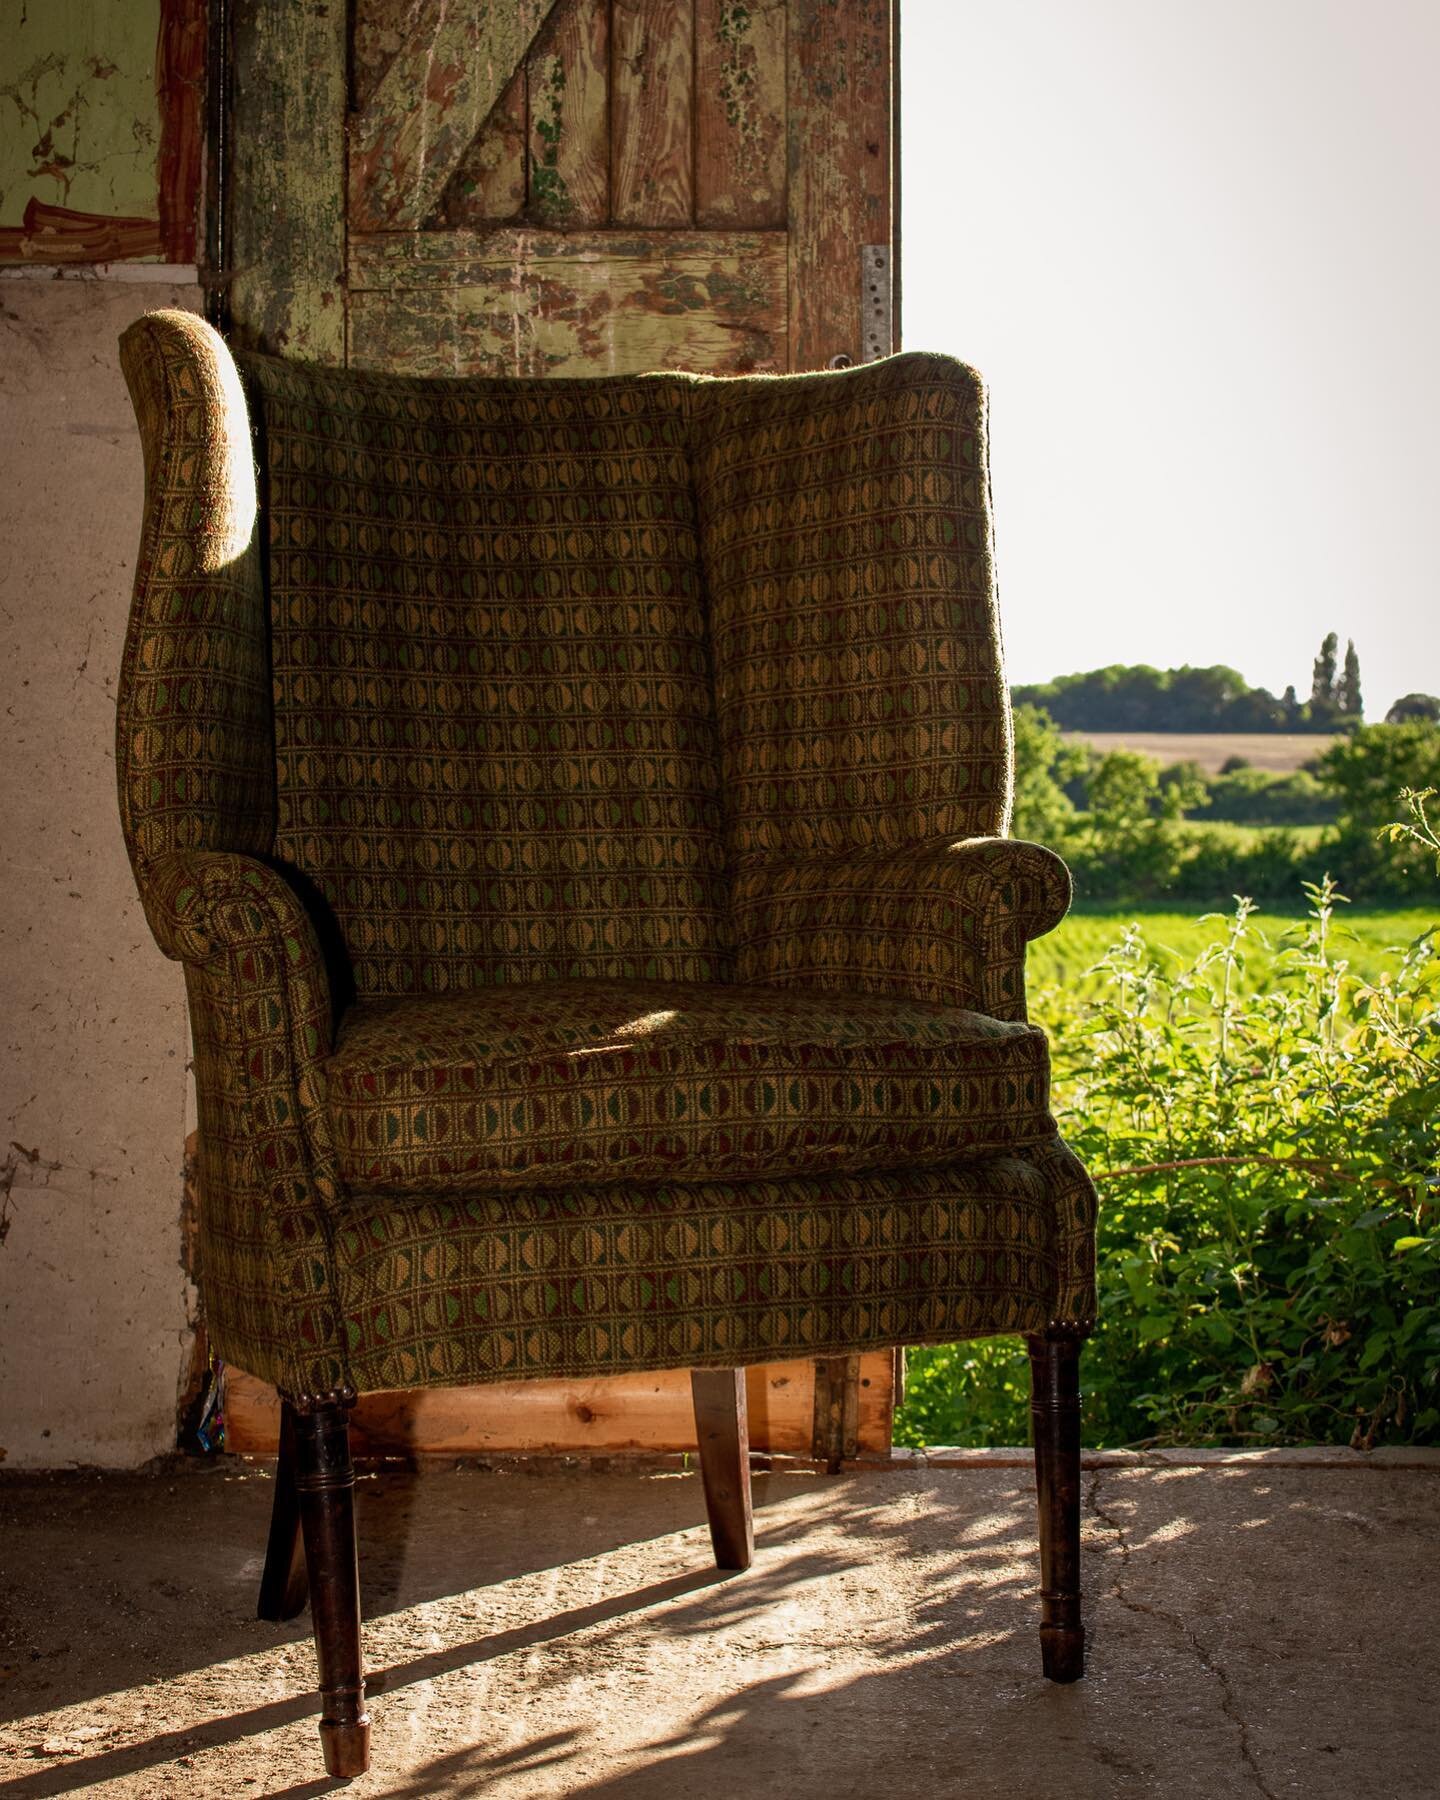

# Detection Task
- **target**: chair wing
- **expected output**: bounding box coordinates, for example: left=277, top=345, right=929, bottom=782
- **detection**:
left=690, top=353, right=1014, bottom=866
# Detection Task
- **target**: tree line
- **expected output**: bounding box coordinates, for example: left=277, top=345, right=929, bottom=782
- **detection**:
left=1012, top=636, right=1440, bottom=733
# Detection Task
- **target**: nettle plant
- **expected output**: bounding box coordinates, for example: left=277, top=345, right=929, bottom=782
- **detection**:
left=898, top=792, right=1440, bottom=1449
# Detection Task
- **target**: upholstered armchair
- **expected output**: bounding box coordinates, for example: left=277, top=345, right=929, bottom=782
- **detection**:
left=118, top=309, right=1097, bottom=1777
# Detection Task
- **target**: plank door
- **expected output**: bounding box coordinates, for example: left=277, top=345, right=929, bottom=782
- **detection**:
left=222, top=0, right=899, bottom=1458
left=228, top=0, right=897, bottom=375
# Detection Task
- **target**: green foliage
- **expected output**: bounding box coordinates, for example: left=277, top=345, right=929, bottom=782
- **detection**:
left=1013, top=662, right=1331, bottom=732
left=1010, top=703, right=1085, bottom=842
left=1386, top=694, right=1440, bottom=725
left=897, top=871, right=1440, bottom=1450
left=1030, top=905, right=1436, bottom=1000
left=1313, top=727, right=1440, bottom=894
left=1201, top=766, right=1336, bottom=826
left=1010, top=707, right=1440, bottom=904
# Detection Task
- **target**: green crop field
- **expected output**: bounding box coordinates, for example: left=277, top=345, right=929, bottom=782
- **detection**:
left=1030, top=903, right=1437, bottom=1000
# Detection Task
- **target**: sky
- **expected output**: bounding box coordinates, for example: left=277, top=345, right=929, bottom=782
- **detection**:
left=901, top=0, right=1440, bottom=719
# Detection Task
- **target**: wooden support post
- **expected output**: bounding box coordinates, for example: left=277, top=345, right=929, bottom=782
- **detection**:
left=1027, top=1327, right=1087, bottom=1683
left=690, top=1368, right=754, bottom=1571
left=811, top=1354, right=860, bottom=1472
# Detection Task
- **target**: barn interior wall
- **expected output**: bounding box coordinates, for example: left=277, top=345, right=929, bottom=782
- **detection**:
left=0, top=0, right=202, bottom=1468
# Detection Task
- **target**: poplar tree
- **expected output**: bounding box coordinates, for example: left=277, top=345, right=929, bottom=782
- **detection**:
left=1311, top=632, right=1339, bottom=707
left=1338, top=639, right=1363, bottom=718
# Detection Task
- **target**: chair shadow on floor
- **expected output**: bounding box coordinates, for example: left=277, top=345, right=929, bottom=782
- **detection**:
left=0, top=1467, right=1048, bottom=1799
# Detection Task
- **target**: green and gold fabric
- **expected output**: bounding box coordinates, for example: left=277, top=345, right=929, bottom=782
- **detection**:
left=117, top=308, right=1097, bottom=1399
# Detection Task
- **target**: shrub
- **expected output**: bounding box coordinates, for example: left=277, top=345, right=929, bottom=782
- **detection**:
left=896, top=863, right=1440, bottom=1449
left=1202, top=766, right=1337, bottom=827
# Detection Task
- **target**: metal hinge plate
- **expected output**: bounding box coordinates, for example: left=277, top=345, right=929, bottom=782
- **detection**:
left=861, top=243, right=893, bottom=361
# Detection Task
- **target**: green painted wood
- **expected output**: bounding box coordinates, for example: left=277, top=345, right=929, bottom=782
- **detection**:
left=229, top=0, right=347, bottom=362
left=350, top=0, right=560, bottom=232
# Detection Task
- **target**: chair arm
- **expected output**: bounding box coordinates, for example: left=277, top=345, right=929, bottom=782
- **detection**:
left=142, top=851, right=325, bottom=979
left=144, top=851, right=348, bottom=1392
left=143, top=847, right=337, bottom=1188
left=731, top=838, right=1071, bottom=1022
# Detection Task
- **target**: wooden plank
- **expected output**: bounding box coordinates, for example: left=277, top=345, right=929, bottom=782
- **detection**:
left=858, top=1349, right=896, bottom=1450
left=225, top=1351, right=893, bottom=1457
left=812, top=1354, right=860, bottom=1469
left=695, top=0, right=787, bottom=229
left=350, top=224, right=782, bottom=283
left=157, top=0, right=207, bottom=262
left=224, top=1362, right=814, bottom=1457
left=611, top=0, right=695, bottom=227
left=349, top=228, right=786, bottom=375
left=229, top=0, right=347, bottom=360
left=353, top=0, right=426, bottom=110
left=440, top=64, right=530, bottom=227
left=350, top=0, right=559, bottom=232
left=527, top=0, right=610, bottom=227
left=786, top=0, right=893, bottom=370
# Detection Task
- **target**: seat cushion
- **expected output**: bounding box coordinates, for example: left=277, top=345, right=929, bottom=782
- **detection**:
left=325, top=978, right=1053, bottom=1195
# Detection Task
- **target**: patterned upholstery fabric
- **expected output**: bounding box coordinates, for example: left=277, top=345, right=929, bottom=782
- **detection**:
left=689, top=354, right=1012, bottom=866
left=116, top=309, right=1099, bottom=1400
left=325, top=979, right=1053, bottom=1194
left=244, top=351, right=729, bottom=997
left=333, top=1157, right=1070, bottom=1392
left=732, top=837, right=1071, bottom=1023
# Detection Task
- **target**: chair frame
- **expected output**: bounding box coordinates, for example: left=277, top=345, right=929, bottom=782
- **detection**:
left=257, top=1336, right=1083, bottom=1776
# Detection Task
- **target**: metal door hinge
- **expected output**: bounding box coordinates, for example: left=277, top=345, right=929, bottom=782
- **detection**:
left=861, top=244, right=892, bottom=361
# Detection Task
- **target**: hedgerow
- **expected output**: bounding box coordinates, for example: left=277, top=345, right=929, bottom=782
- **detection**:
left=896, top=797, right=1440, bottom=1448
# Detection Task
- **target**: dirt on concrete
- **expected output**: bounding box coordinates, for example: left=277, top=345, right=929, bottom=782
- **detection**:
left=0, top=1458, right=1434, bottom=1799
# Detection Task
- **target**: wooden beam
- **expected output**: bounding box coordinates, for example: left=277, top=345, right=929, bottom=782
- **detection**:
left=348, top=228, right=787, bottom=375
left=785, top=0, right=893, bottom=370
left=811, top=1353, right=861, bottom=1471
left=224, top=1352, right=894, bottom=1459
left=228, top=0, right=347, bottom=360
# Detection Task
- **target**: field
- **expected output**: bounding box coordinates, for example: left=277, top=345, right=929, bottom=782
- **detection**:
left=1061, top=730, right=1339, bottom=773
left=1030, top=903, right=1437, bottom=1000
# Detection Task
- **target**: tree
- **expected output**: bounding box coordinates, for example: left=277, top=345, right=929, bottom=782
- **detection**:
left=1337, top=638, right=1363, bottom=718
left=1314, top=721, right=1440, bottom=892
left=1282, top=683, right=1301, bottom=725
left=1386, top=693, right=1440, bottom=724
left=1009, top=704, right=1086, bottom=843
left=1311, top=631, right=1339, bottom=708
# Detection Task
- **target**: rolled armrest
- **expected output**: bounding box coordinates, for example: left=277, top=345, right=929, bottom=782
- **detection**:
left=732, top=837, right=1071, bottom=1021
left=141, top=847, right=335, bottom=1069
left=142, top=849, right=320, bottom=963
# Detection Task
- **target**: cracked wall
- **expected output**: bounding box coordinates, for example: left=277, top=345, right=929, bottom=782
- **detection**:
left=0, top=275, right=202, bottom=1467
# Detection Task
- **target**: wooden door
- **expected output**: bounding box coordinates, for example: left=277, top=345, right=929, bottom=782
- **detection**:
left=227, top=0, right=895, bottom=376
left=221, top=0, right=899, bottom=1460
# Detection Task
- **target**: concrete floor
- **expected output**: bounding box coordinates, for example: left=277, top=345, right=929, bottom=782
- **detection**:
left=0, top=1457, right=1435, bottom=1800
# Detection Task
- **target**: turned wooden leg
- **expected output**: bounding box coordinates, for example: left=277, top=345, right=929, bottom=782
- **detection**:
left=257, top=1400, right=309, bottom=1622
left=1027, top=1326, right=1086, bottom=1683
left=292, top=1397, right=371, bottom=1777
left=690, top=1368, right=754, bottom=1571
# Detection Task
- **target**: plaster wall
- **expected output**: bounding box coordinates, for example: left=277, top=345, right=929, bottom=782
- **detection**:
left=0, top=275, right=202, bottom=1467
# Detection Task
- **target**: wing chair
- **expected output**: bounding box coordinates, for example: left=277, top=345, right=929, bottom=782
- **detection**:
left=117, top=308, right=1097, bottom=1777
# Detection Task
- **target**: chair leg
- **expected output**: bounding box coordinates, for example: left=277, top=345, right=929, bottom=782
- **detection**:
left=690, top=1368, right=754, bottom=1571
left=292, top=1397, right=371, bottom=1777
left=1027, top=1326, right=1086, bottom=1683
left=257, top=1400, right=309, bottom=1622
